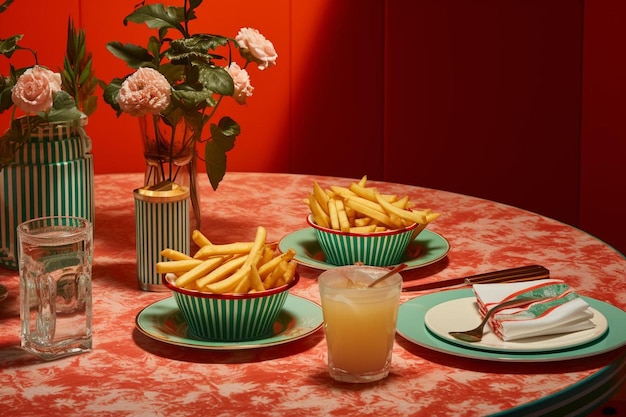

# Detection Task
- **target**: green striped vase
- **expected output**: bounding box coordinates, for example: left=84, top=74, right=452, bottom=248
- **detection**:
left=0, top=119, right=94, bottom=269
left=134, top=182, right=190, bottom=291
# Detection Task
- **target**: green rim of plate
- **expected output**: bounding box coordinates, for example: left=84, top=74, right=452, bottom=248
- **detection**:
left=397, top=289, right=626, bottom=362
left=135, top=294, right=323, bottom=350
left=278, top=227, right=449, bottom=270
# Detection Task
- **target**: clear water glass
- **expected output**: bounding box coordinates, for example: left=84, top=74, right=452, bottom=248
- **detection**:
left=18, top=216, right=93, bottom=360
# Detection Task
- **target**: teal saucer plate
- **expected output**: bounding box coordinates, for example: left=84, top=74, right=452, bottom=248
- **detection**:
left=136, top=294, right=323, bottom=350
left=278, top=227, right=449, bottom=270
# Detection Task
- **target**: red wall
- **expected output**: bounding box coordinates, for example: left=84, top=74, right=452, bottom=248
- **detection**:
left=384, top=0, right=583, bottom=228
left=581, top=0, right=626, bottom=254
left=1, top=1, right=625, bottom=255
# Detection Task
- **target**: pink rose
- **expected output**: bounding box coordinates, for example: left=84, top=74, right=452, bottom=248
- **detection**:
left=117, top=67, right=171, bottom=117
left=226, top=63, right=254, bottom=105
left=11, top=66, right=62, bottom=114
left=235, top=28, right=278, bottom=71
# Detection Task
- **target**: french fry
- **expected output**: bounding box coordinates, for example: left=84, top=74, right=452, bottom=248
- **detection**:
left=329, top=185, right=356, bottom=199
left=375, top=191, right=426, bottom=225
left=156, top=259, right=203, bottom=274
left=195, top=255, right=248, bottom=288
left=349, top=225, right=377, bottom=233
left=349, top=182, right=396, bottom=203
left=242, top=226, right=267, bottom=268
left=161, top=248, right=194, bottom=261
left=258, top=248, right=296, bottom=280
left=174, top=256, right=226, bottom=288
left=194, top=242, right=255, bottom=259
left=248, top=266, right=265, bottom=292
left=281, top=260, right=297, bottom=286
left=328, top=197, right=340, bottom=230
left=263, top=260, right=288, bottom=289
left=308, top=194, right=330, bottom=228
left=205, top=265, right=251, bottom=294
left=192, top=229, right=212, bottom=248
left=260, top=246, right=274, bottom=267
left=335, top=199, right=351, bottom=233
left=344, top=197, right=398, bottom=229
left=344, top=195, right=386, bottom=214
left=313, top=181, right=330, bottom=214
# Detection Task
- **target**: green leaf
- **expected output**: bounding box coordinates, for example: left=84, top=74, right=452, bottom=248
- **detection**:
left=159, top=62, right=185, bottom=85
left=147, top=36, right=162, bottom=65
left=204, top=140, right=226, bottom=191
left=204, top=117, right=240, bottom=190
left=188, top=0, right=203, bottom=12
left=82, top=96, right=98, bottom=117
left=44, top=91, right=84, bottom=122
left=197, top=64, right=234, bottom=96
left=171, top=88, right=215, bottom=110
left=106, top=42, right=154, bottom=69
left=124, top=4, right=188, bottom=36
left=0, top=34, right=23, bottom=57
left=103, top=78, right=123, bottom=114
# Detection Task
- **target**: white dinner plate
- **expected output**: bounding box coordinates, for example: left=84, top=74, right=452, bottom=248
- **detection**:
left=424, top=297, right=608, bottom=352
left=135, top=294, right=323, bottom=350
left=278, top=227, right=450, bottom=270
left=396, top=289, right=626, bottom=362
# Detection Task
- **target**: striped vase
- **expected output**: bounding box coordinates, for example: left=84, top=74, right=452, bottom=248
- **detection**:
left=0, top=118, right=94, bottom=269
left=134, top=182, right=190, bottom=291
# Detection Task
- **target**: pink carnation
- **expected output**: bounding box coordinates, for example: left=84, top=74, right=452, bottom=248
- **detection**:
left=11, top=66, right=62, bottom=114
left=235, top=28, right=278, bottom=71
left=227, top=63, right=254, bottom=105
left=117, top=67, right=171, bottom=117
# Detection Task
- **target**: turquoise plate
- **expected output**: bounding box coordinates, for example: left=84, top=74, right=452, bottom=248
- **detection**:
left=135, top=294, right=323, bottom=350
left=278, top=227, right=450, bottom=270
left=397, top=289, right=626, bottom=362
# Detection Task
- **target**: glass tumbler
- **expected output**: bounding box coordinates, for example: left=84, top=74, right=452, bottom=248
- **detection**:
left=318, top=265, right=402, bottom=383
left=18, top=216, right=93, bottom=360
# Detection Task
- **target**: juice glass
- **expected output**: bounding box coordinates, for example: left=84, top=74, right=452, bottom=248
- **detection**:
left=17, top=216, right=93, bottom=360
left=318, top=265, right=402, bottom=383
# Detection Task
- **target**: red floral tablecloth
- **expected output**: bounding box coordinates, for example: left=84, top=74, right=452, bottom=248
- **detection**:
left=1, top=172, right=624, bottom=416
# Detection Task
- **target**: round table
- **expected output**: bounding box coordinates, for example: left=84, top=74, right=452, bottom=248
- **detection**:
left=0, top=172, right=624, bottom=417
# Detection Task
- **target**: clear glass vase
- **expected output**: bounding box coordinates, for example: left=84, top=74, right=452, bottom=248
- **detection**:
left=138, top=114, right=201, bottom=230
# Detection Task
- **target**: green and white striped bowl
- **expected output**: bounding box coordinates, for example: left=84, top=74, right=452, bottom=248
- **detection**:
left=163, top=273, right=299, bottom=341
left=307, top=215, right=418, bottom=267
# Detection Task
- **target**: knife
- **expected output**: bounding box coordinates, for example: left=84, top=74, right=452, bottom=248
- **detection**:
left=402, top=264, right=550, bottom=292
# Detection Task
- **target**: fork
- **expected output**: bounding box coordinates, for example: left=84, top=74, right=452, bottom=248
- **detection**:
left=447, top=296, right=550, bottom=342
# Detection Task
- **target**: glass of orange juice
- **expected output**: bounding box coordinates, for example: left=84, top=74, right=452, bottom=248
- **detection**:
left=318, top=265, right=403, bottom=383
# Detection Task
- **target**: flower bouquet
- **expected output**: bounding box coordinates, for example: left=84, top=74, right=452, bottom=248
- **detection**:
left=0, top=19, right=98, bottom=170
left=103, top=0, right=278, bottom=211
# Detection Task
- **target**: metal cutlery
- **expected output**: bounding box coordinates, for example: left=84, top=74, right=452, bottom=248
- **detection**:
left=402, top=264, right=549, bottom=292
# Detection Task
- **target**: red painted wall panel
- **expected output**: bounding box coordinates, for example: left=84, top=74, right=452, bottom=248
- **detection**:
left=384, top=0, right=583, bottom=227
left=581, top=1, right=626, bottom=255
left=289, top=0, right=385, bottom=179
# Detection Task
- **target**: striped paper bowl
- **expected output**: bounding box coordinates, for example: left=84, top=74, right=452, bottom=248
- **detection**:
left=163, top=273, right=300, bottom=341
left=307, top=215, right=418, bottom=267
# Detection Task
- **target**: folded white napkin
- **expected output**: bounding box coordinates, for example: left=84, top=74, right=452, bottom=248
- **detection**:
left=472, top=279, right=595, bottom=341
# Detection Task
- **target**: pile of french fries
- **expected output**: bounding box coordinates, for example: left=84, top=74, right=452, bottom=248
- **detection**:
left=305, top=176, right=440, bottom=234
left=157, top=226, right=297, bottom=294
